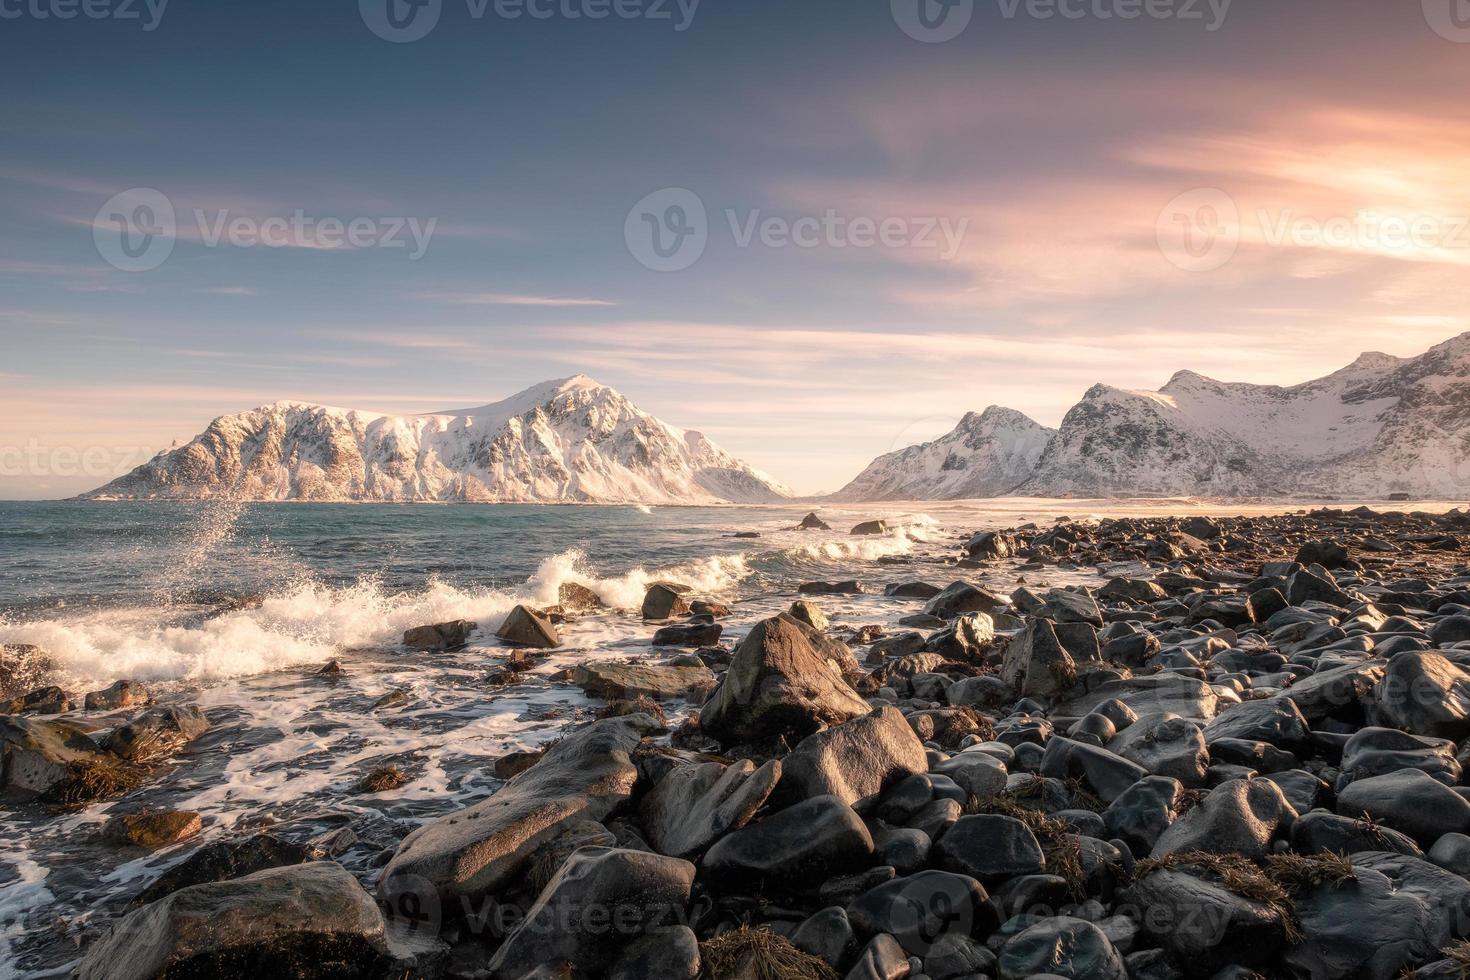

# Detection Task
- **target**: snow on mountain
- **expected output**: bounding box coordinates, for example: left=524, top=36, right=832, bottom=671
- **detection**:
left=82, top=375, right=791, bottom=504
left=1022, top=332, right=1470, bottom=498
left=829, top=407, right=1056, bottom=501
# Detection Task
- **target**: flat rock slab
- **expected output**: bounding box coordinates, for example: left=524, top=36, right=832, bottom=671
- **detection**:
left=639, top=758, right=780, bottom=859
left=78, top=862, right=392, bottom=980
left=378, top=714, right=657, bottom=903
left=571, top=661, right=714, bottom=700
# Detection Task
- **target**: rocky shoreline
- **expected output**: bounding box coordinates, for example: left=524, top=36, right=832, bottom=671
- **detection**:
left=7, top=506, right=1470, bottom=978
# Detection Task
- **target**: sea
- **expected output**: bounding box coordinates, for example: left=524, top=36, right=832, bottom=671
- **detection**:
left=0, top=496, right=1458, bottom=976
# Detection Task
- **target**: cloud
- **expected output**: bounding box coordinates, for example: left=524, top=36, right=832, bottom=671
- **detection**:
left=424, top=292, right=616, bottom=307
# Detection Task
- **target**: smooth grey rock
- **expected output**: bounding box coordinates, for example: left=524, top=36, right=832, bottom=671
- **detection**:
left=639, top=758, right=780, bottom=859
left=1336, top=769, right=1470, bottom=845
left=103, top=705, right=209, bottom=762
left=1366, top=651, right=1470, bottom=740
left=1124, top=865, right=1289, bottom=975
left=1202, top=697, right=1308, bottom=745
left=703, top=794, right=874, bottom=885
left=1108, top=713, right=1209, bottom=787
left=997, top=916, right=1125, bottom=980
left=1103, top=776, right=1182, bottom=855
left=1150, top=778, right=1296, bottom=859
left=572, top=661, right=714, bottom=700
left=775, top=706, right=928, bottom=811
left=790, top=906, right=859, bottom=969
left=1039, top=736, right=1146, bottom=804
left=847, top=870, right=998, bottom=957
left=606, top=925, right=700, bottom=980
left=933, top=814, right=1043, bottom=882
left=495, top=605, right=560, bottom=649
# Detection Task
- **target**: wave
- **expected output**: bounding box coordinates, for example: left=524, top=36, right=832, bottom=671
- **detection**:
left=0, top=517, right=939, bottom=690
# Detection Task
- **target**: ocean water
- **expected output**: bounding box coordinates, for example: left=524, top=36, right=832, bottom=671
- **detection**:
left=1, top=495, right=1457, bottom=976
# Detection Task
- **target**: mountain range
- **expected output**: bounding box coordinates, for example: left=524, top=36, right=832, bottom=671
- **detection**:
left=83, top=376, right=790, bottom=504
left=84, top=333, right=1470, bottom=503
left=834, top=332, right=1470, bottom=500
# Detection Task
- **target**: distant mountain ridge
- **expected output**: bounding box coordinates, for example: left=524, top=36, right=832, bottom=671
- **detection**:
left=83, top=376, right=791, bottom=504
left=835, top=332, right=1470, bottom=500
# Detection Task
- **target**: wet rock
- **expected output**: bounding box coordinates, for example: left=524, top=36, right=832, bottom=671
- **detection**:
left=652, top=621, right=724, bottom=646
left=0, top=644, right=55, bottom=699
left=789, top=599, right=830, bottom=631
left=486, top=847, right=695, bottom=979
left=1284, top=860, right=1449, bottom=980
left=869, top=632, right=926, bottom=661
left=495, top=605, right=560, bottom=649
left=1202, top=697, right=1308, bottom=746
left=790, top=906, right=859, bottom=969
left=1335, top=768, right=1470, bottom=845
left=847, top=870, right=999, bottom=957
left=402, top=619, right=475, bottom=651
left=558, top=581, right=604, bottom=612
left=571, top=661, right=714, bottom=700
left=997, top=917, right=1127, bottom=980
left=642, top=584, right=690, bottom=621
left=923, top=612, right=995, bottom=661
left=1150, top=778, right=1296, bottom=860
left=79, top=861, right=397, bottom=980
left=607, top=925, right=700, bottom=980
left=799, top=512, right=832, bottom=531
left=1045, top=589, right=1104, bottom=627
left=1001, top=619, right=1078, bottom=700
left=3, top=685, right=74, bottom=714
left=103, top=810, right=203, bottom=850
left=801, top=580, right=865, bottom=596
left=851, top=520, right=890, bottom=536
left=1365, top=651, right=1470, bottom=740
left=699, top=615, right=871, bottom=747
left=131, top=833, right=310, bottom=907
left=885, top=581, right=942, bottom=599
left=933, top=814, right=1044, bottom=883
left=966, top=530, right=1018, bottom=559
left=1336, top=726, right=1460, bottom=788
left=702, top=794, right=874, bottom=885
left=1040, top=736, right=1147, bottom=803
left=1288, top=810, right=1423, bottom=857
left=1281, top=659, right=1385, bottom=723
left=378, top=714, right=657, bottom=903
left=103, top=705, right=210, bottom=762
left=1124, top=864, right=1290, bottom=975
left=1108, top=714, right=1209, bottom=787
left=639, top=758, right=780, bottom=859
left=1103, top=776, right=1183, bottom=855
left=846, top=933, right=909, bottom=980
left=774, top=706, right=927, bottom=811
left=923, top=581, right=1006, bottom=620
left=930, top=751, right=1008, bottom=802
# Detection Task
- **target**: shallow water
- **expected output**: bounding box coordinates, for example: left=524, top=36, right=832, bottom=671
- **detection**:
left=0, top=496, right=1461, bottom=976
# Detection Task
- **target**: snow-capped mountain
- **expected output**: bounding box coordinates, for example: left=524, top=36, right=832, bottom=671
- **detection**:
left=82, top=376, right=791, bottom=504
left=834, top=333, right=1470, bottom=500
left=829, top=407, right=1055, bottom=501
left=1023, top=333, right=1470, bottom=498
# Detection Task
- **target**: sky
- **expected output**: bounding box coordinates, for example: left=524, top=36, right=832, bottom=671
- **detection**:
left=3, top=0, right=1470, bottom=498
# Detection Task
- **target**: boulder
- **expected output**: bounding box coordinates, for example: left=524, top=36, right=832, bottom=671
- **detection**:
left=606, top=925, right=700, bottom=980
left=788, top=599, right=830, bottom=631
left=639, top=758, right=780, bottom=859
left=402, top=619, right=475, bottom=651
left=933, top=814, right=1044, bottom=882
left=1337, top=726, right=1460, bottom=788
left=652, top=621, right=723, bottom=646
left=1108, top=714, right=1209, bottom=787
left=1297, top=540, right=1350, bottom=568
left=558, top=581, right=605, bottom=612
left=924, top=582, right=1006, bottom=620
left=1039, top=737, right=1147, bottom=804
left=486, top=847, right=695, bottom=979
left=1365, top=651, right=1470, bottom=740
left=1336, top=769, right=1470, bottom=845
left=773, top=706, right=927, bottom=811
left=1124, top=865, right=1290, bottom=975
left=78, top=862, right=395, bottom=980
left=790, top=906, right=859, bottom=969
left=1150, top=778, right=1296, bottom=860
left=131, top=833, right=310, bottom=907
left=0, top=716, right=113, bottom=797
left=702, top=795, right=874, bottom=885
left=998, top=917, right=1127, bottom=980
left=798, top=512, right=832, bottom=531
left=495, top=605, right=560, bottom=649
left=1202, top=697, right=1308, bottom=746
left=885, top=581, right=943, bottom=599
left=642, top=585, right=690, bottom=621
left=1289, top=811, right=1423, bottom=857
left=571, top=661, right=714, bottom=701
left=966, top=531, right=1018, bottom=559
left=1000, top=619, right=1078, bottom=700
left=103, top=705, right=210, bottom=762
left=1054, top=674, right=1218, bottom=722
left=1283, top=862, right=1451, bottom=980
left=103, top=811, right=203, bottom=850
left=0, top=644, right=55, bottom=698
left=1282, top=660, right=1385, bottom=722
left=847, top=870, right=999, bottom=958
left=3, top=685, right=74, bottom=714
left=378, top=714, right=657, bottom=903
left=85, top=680, right=152, bottom=712
left=698, top=615, right=870, bottom=746
left=1103, top=775, right=1183, bottom=855
left=851, top=520, right=890, bottom=536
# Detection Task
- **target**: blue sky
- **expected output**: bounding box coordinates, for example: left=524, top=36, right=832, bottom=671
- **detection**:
left=4, top=0, right=1470, bottom=497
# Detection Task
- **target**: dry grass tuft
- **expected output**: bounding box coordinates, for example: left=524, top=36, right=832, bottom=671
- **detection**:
left=949, top=706, right=996, bottom=744
left=356, top=765, right=409, bottom=794
left=699, top=927, right=838, bottom=980
left=1264, top=852, right=1356, bottom=893
left=44, top=759, right=148, bottom=806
